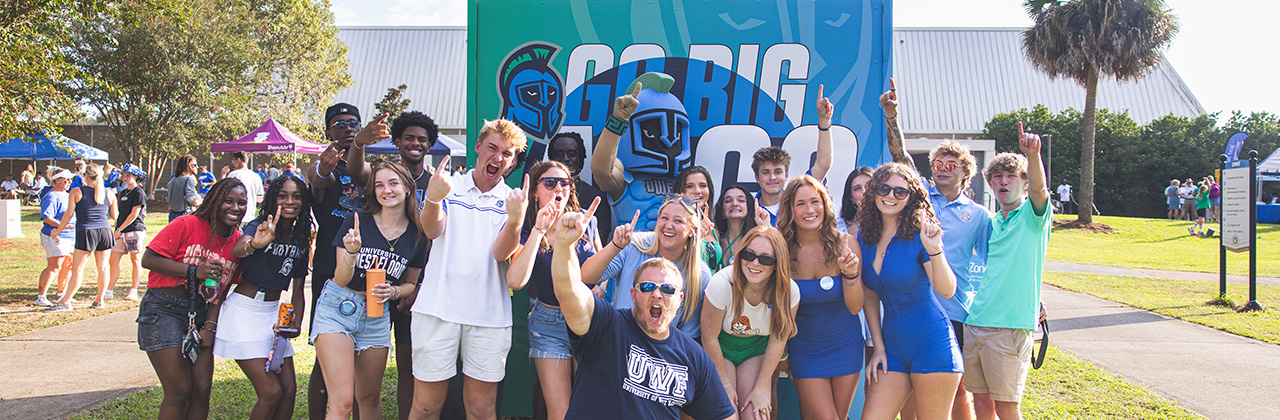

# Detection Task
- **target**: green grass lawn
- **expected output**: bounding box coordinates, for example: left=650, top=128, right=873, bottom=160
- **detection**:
left=1048, top=215, right=1280, bottom=278
left=70, top=339, right=1203, bottom=419
left=1045, top=271, right=1280, bottom=345
left=0, top=206, right=170, bottom=338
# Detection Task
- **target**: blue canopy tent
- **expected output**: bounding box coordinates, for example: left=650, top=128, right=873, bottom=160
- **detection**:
left=365, top=133, right=466, bottom=156
left=0, top=132, right=109, bottom=160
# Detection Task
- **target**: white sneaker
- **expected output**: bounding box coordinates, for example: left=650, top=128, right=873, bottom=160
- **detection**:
left=33, top=295, right=53, bottom=307
left=126, top=289, right=139, bottom=301
left=104, top=290, right=115, bottom=300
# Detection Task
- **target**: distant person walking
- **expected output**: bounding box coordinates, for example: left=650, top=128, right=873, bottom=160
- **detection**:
left=1056, top=182, right=1073, bottom=214
left=1164, top=180, right=1181, bottom=220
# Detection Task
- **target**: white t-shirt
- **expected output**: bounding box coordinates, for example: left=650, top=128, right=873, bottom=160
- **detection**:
left=226, top=168, right=263, bottom=220
left=705, top=268, right=800, bottom=337
left=0, top=180, right=18, bottom=191
left=1178, top=185, right=1195, bottom=200
left=411, top=170, right=514, bottom=328
left=1056, top=184, right=1071, bottom=201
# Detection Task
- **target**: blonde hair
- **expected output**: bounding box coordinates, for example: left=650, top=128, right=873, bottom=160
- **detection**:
left=929, top=141, right=978, bottom=189
left=633, top=199, right=704, bottom=323
left=730, top=226, right=796, bottom=340
left=83, top=163, right=106, bottom=204
left=983, top=152, right=1029, bottom=182
left=477, top=119, right=528, bottom=153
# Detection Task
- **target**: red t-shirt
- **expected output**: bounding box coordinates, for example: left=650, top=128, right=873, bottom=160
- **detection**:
left=146, top=215, right=243, bottom=289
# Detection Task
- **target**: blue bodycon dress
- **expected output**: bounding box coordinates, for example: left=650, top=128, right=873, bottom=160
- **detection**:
left=860, top=232, right=962, bottom=374
left=788, top=276, right=864, bottom=379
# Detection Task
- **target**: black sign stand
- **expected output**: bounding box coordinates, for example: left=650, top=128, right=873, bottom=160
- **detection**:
left=1220, top=151, right=1263, bottom=312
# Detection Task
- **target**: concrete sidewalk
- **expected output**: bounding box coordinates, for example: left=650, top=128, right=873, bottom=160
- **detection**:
left=1045, top=261, right=1280, bottom=287
left=0, top=309, right=155, bottom=420
left=1042, top=285, right=1280, bottom=419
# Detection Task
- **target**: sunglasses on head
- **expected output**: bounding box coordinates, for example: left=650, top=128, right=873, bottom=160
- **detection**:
left=737, top=249, right=777, bottom=266
left=330, top=120, right=361, bottom=130
left=931, top=160, right=958, bottom=172
left=876, top=184, right=911, bottom=200
left=635, top=281, right=680, bottom=295
left=664, top=193, right=700, bottom=209
left=539, top=177, right=574, bottom=189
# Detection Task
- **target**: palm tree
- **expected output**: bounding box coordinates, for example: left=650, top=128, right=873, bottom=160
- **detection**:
left=1022, top=0, right=1178, bottom=223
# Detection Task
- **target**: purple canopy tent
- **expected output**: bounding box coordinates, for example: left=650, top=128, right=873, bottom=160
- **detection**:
left=210, top=119, right=327, bottom=154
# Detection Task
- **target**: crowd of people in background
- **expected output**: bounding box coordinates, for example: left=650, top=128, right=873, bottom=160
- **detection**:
left=1163, top=175, right=1220, bottom=236
left=16, top=75, right=1058, bottom=420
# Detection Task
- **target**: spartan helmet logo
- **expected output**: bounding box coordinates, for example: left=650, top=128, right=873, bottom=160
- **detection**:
left=499, top=43, right=565, bottom=142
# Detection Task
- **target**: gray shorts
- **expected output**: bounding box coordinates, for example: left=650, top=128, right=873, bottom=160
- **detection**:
left=41, top=233, right=73, bottom=258
left=137, top=289, right=207, bottom=352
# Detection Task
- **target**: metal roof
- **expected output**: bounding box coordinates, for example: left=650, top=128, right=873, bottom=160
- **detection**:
left=334, top=26, right=468, bottom=129
left=893, top=27, right=1204, bottom=135
left=332, top=26, right=1205, bottom=135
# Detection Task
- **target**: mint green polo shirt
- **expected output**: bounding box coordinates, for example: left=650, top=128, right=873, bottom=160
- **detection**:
left=965, top=197, right=1051, bottom=331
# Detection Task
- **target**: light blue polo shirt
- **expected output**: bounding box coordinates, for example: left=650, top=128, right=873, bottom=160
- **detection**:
left=965, top=197, right=1051, bottom=331
left=925, top=180, right=991, bottom=323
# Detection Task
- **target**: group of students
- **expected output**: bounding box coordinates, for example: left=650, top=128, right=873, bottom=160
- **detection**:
left=117, top=76, right=1049, bottom=420
left=36, top=158, right=149, bottom=311
left=1163, top=176, right=1220, bottom=236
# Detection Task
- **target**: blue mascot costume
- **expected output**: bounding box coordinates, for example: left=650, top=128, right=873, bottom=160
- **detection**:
left=590, top=72, right=692, bottom=232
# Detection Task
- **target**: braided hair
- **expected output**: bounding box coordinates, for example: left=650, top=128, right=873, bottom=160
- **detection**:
left=192, top=178, right=247, bottom=231
left=255, top=174, right=314, bottom=258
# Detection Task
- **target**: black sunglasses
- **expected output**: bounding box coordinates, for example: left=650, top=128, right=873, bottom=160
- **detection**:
left=330, top=120, right=361, bottom=130
left=876, top=184, right=910, bottom=200
left=539, top=177, right=574, bottom=189
left=737, top=249, right=777, bottom=266
left=635, top=281, right=679, bottom=295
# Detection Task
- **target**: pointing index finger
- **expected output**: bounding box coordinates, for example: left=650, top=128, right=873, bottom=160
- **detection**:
left=583, top=196, right=600, bottom=220
left=818, top=84, right=824, bottom=99
left=630, top=210, right=640, bottom=228
left=373, top=113, right=389, bottom=126
left=629, top=81, right=643, bottom=98
left=889, top=77, right=896, bottom=91
left=352, top=212, right=360, bottom=234
left=1018, top=121, right=1025, bottom=139
left=522, top=174, right=530, bottom=195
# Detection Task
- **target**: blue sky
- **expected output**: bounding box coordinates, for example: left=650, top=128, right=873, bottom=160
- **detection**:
left=331, top=0, right=1279, bottom=119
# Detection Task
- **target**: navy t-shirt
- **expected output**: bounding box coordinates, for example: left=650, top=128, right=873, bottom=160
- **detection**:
left=240, top=219, right=310, bottom=290
left=330, top=211, right=427, bottom=292
left=567, top=296, right=734, bottom=420
left=312, top=160, right=364, bottom=286
left=522, top=230, right=596, bottom=307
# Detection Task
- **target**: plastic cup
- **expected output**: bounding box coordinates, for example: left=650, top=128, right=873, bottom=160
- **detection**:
left=366, top=268, right=386, bottom=317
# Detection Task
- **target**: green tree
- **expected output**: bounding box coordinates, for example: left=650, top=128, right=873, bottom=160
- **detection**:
left=1022, top=0, right=1179, bottom=223
left=375, top=84, right=411, bottom=120
left=64, top=0, right=350, bottom=195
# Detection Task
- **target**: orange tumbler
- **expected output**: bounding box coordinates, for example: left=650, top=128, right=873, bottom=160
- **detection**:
left=366, top=268, right=386, bottom=318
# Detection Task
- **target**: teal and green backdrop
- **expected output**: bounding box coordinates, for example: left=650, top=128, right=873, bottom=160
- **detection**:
left=468, top=0, right=892, bottom=417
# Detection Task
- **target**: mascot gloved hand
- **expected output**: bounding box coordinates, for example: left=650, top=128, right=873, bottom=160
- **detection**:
left=590, top=72, right=692, bottom=232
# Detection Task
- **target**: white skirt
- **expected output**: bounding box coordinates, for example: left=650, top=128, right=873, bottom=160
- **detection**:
left=213, top=293, right=295, bottom=360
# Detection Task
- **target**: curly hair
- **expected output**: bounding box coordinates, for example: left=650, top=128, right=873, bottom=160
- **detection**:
left=192, top=177, right=247, bottom=230
left=730, top=226, right=796, bottom=340
left=751, top=146, right=791, bottom=174
left=857, top=163, right=937, bottom=246
left=673, top=165, right=716, bottom=215
left=776, top=175, right=842, bottom=265
left=254, top=174, right=314, bottom=260
left=391, top=111, right=439, bottom=148
left=713, top=185, right=759, bottom=253
left=362, top=160, right=426, bottom=249
left=929, top=141, right=978, bottom=189
left=839, top=166, right=875, bottom=223
left=522, top=160, right=585, bottom=252
left=984, top=152, right=1028, bottom=183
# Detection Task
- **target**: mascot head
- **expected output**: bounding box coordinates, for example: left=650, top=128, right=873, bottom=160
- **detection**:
left=617, top=72, right=692, bottom=176
left=499, top=43, right=564, bottom=142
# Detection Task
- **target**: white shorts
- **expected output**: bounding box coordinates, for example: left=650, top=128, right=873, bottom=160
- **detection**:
left=41, top=234, right=73, bottom=258
left=410, top=313, right=510, bottom=383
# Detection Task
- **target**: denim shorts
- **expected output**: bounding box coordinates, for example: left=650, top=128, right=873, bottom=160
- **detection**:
left=528, top=300, right=572, bottom=360
left=309, top=280, right=391, bottom=351
left=137, top=289, right=207, bottom=352
left=1210, top=197, right=1221, bottom=207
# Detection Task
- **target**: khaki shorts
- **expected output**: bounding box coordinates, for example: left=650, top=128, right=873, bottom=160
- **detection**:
left=411, top=313, right=511, bottom=383
left=962, top=324, right=1032, bottom=402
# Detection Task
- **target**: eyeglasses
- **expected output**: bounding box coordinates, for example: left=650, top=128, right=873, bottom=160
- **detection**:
left=876, top=184, right=910, bottom=200
left=737, top=249, right=777, bottom=266
left=539, top=177, right=574, bottom=189
left=330, top=120, right=361, bottom=130
left=635, top=281, right=679, bottom=295
left=931, top=160, right=958, bottom=172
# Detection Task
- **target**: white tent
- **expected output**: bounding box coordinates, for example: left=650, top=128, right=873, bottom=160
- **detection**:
left=1259, top=148, right=1280, bottom=176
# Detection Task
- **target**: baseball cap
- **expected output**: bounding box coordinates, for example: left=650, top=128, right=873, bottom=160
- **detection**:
left=122, top=164, right=146, bottom=179
left=325, top=103, right=361, bottom=127
left=52, top=170, right=74, bottom=181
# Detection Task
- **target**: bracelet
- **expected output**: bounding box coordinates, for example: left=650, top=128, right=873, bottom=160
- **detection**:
left=203, top=321, right=218, bottom=334
left=392, top=285, right=402, bottom=300
left=343, top=252, right=357, bottom=267
left=424, top=195, right=442, bottom=205
left=532, top=226, right=545, bottom=235
left=818, top=125, right=831, bottom=131
left=611, top=241, right=625, bottom=250
left=315, top=165, right=333, bottom=179
left=605, top=115, right=631, bottom=135
left=841, top=271, right=859, bottom=279
left=187, top=264, right=198, bottom=284
left=928, top=250, right=943, bottom=257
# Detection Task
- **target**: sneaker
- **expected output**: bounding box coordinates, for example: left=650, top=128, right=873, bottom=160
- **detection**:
left=126, top=289, right=139, bottom=301
left=104, top=290, right=115, bottom=300
left=44, top=303, right=72, bottom=312
left=33, top=295, right=53, bottom=307
left=54, top=292, right=64, bottom=301
left=1188, top=226, right=1196, bottom=236
left=89, top=301, right=104, bottom=309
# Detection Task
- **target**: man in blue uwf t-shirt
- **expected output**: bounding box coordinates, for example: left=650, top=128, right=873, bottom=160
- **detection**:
left=548, top=202, right=736, bottom=420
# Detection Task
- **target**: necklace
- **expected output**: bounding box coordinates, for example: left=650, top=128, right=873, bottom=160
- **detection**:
left=389, top=234, right=401, bottom=252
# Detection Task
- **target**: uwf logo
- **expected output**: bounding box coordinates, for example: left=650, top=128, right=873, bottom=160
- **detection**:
left=623, top=344, right=690, bottom=407
left=498, top=43, right=565, bottom=142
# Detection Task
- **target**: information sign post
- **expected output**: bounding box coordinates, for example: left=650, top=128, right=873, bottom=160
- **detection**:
left=1219, top=151, right=1262, bottom=311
